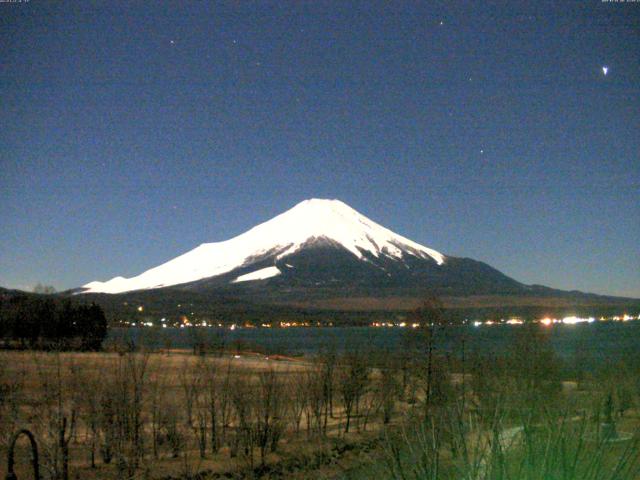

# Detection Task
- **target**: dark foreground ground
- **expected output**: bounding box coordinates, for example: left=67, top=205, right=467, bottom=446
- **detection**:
left=2, top=323, right=640, bottom=479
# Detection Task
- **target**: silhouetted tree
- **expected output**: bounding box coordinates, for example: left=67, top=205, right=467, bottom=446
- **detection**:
left=33, top=283, right=57, bottom=294
left=411, top=295, right=447, bottom=413
left=0, top=295, right=108, bottom=350
left=81, top=303, right=108, bottom=350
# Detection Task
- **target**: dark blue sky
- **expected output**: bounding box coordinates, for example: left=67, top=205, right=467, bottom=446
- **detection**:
left=1, top=1, right=638, bottom=297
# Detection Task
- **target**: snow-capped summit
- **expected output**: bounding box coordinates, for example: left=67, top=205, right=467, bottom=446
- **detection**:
left=81, top=198, right=445, bottom=294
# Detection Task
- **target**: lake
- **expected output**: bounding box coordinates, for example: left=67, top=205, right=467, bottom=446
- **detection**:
left=109, top=321, right=640, bottom=366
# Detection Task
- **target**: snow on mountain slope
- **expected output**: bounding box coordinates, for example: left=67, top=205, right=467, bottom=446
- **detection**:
left=232, top=266, right=282, bottom=283
left=81, top=199, right=445, bottom=294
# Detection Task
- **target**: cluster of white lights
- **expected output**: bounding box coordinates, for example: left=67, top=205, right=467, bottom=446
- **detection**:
left=560, top=316, right=595, bottom=325
left=120, top=313, right=639, bottom=329
left=370, top=322, right=422, bottom=328
left=471, top=314, right=638, bottom=327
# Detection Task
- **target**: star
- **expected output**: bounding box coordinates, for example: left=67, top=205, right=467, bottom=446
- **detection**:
left=170, top=40, right=175, bottom=45
left=439, top=21, right=444, bottom=26
left=602, top=66, right=608, bottom=76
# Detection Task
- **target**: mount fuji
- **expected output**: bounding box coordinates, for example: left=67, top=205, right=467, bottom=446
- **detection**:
left=75, top=198, right=638, bottom=319
left=81, top=198, right=522, bottom=298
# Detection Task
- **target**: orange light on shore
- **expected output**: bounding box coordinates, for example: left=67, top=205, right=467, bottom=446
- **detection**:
left=540, top=318, right=552, bottom=326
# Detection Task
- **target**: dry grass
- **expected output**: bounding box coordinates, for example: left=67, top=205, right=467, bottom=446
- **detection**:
left=3, top=340, right=638, bottom=480
left=0, top=349, right=409, bottom=479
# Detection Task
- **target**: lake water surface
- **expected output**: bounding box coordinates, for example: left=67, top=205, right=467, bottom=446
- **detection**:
left=109, top=322, right=640, bottom=365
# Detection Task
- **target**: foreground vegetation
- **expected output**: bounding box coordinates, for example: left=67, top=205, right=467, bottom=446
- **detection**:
left=1, top=321, right=639, bottom=479
left=341, top=329, right=640, bottom=480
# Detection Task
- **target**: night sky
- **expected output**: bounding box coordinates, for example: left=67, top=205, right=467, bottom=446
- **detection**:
left=1, top=1, right=638, bottom=297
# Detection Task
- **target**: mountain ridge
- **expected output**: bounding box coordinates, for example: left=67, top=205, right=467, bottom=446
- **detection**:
left=73, top=199, right=639, bottom=320
left=81, top=198, right=446, bottom=294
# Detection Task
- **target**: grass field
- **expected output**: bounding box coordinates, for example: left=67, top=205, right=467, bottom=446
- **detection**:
left=0, top=348, right=412, bottom=479
left=1, top=325, right=639, bottom=479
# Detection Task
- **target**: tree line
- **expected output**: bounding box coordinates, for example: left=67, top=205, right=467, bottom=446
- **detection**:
left=0, top=294, right=108, bottom=350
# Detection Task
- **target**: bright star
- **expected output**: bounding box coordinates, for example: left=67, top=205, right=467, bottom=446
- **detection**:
left=602, top=66, right=608, bottom=76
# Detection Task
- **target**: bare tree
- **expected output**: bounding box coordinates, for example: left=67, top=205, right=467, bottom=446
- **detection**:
left=218, top=360, right=234, bottom=449
left=180, top=359, right=198, bottom=428
left=178, top=358, right=209, bottom=459
left=0, top=358, right=25, bottom=447
left=160, top=400, right=185, bottom=459
left=71, top=363, right=102, bottom=469
left=100, top=351, right=150, bottom=479
left=148, top=365, right=168, bottom=460
left=192, top=360, right=209, bottom=459
left=229, top=371, right=255, bottom=467
left=32, top=352, right=78, bottom=480
left=411, top=295, right=446, bottom=415
left=320, top=348, right=337, bottom=420
left=377, top=360, right=400, bottom=425
left=203, top=358, right=221, bottom=453
left=304, top=367, right=327, bottom=437
left=254, top=368, right=286, bottom=465
left=288, top=369, right=308, bottom=435
left=338, top=350, right=370, bottom=434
